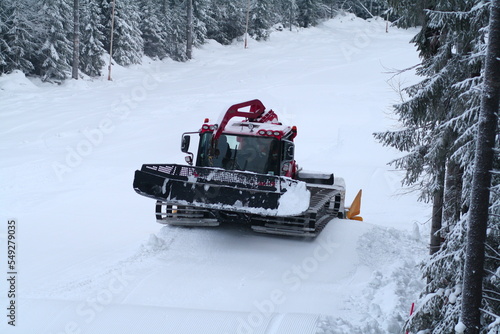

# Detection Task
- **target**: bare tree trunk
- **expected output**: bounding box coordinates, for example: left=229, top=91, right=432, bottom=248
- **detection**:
left=107, top=0, right=116, bottom=81
left=430, top=163, right=445, bottom=255
left=244, top=0, right=250, bottom=48
left=461, top=1, right=500, bottom=333
left=443, top=160, right=463, bottom=227
left=72, top=0, right=79, bottom=80
left=186, top=0, right=193, bottom=59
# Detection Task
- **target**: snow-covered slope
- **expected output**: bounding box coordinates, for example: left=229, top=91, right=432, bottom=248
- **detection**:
left=0, top=14, right=429, bottom=333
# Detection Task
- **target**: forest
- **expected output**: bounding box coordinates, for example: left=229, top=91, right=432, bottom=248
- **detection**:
left=377, top=1, right=499, bottom=333
left=1, top=0, right=499, bottom=333
left=0, top=0, right=387, bottom=81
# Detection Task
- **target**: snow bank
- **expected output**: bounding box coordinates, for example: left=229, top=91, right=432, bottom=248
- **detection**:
left=0, top=70, right=38, bottom=92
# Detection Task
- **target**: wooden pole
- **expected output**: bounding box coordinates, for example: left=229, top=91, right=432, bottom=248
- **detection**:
left=244, top=0, right=250, bottom=48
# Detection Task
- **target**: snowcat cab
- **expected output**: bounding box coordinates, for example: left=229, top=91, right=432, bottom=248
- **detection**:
left=133, top=99, right=361, bottom=237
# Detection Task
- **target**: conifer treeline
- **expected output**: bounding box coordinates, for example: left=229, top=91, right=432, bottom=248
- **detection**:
left=0, top=0, right=387, bottom=81
left=375, top=1, right=499, bottom=332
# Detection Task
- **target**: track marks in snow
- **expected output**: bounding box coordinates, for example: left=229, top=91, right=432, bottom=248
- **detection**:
left=24, top=219, right=427, bottom=334
left=27, top=226, right=181, bottom=301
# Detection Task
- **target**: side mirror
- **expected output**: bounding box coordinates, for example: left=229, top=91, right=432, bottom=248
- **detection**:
left=283, top=141, right=294, bottom=161
left=181, top=135, right=191, bottom=153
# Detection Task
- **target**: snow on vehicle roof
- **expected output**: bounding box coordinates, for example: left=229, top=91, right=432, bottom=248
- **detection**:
left=222, top=119, right=292, bottom=136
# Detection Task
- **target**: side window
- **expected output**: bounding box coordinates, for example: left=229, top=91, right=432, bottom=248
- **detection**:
left=267, top=139, right=280, bottom=175
left=196, top=132, right=212, bottom=167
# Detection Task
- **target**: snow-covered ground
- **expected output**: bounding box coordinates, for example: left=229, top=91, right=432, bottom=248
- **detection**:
left=0, top=14, right=430, bottom=333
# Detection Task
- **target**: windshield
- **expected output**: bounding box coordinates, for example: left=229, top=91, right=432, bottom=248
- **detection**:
left=196, top=133, right=280, bottom=175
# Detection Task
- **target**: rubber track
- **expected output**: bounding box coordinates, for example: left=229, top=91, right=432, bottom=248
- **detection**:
left=154, top=186, right=342, bottom=237
left=250, top=187, right=342, bottom=237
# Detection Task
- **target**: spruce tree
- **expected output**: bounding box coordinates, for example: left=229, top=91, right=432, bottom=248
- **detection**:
left=140, top=0, right=168, bottom=60
left=461, top=1, right=500, bottom=332
left=192, top=0, right=208, bottom=47
left=279, top=0, right=299, bottom=30
left=297, top=0, right=320, bottom=27
left=205, top=0, right=245, bottom=45
left=99, top=0, right=143, bottom=66
left=387, top=0, right=426, bottom=28
left=0, top=1, right=11, bottom=73
left=79, top=0, right=105, bottom=77
left=157, top=0, right=180, bottom=60
left=98, top=0, right=112, bottom=52
left=0, top=22, right=8, bottom=74
left=109, top=0, right=143, bottom=66
left=160, top=0, right=188, bottom=61
left=250, top=0, right=277, bottom=40
left=38, top=0, right=73, bottom=82
left=1, top=0, right=38, bottom=75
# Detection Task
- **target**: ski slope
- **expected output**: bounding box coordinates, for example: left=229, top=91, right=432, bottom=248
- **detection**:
left=0, top=14, right=429, bottom=333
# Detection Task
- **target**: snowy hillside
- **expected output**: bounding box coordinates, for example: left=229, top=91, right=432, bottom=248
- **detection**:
left=0, top=15, right=430, bottom=333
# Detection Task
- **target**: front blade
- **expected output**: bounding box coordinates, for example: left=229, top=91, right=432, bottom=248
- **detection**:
left=133, top=164, right=310, bottom=216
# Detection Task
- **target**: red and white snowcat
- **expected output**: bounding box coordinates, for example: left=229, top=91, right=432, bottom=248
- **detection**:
left=133, top=99, right=362, bottom=237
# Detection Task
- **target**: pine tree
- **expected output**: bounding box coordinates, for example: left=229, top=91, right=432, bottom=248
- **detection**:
left=110, top=0, right=143, bottom=66
left=140, top=0, right=168, bottom=60
left=79, top=0, right=105, bottom=77
left=278, top=0, right=299, bottom=30
left=249, top=0, right=274, bottom=40
left=99, top=0, right=143, bottom=66
left=192, top=0, right=208, bottom=47
left=98, top=0, right=112, bottom=52
left=461, top=1, right=500, bottom=332
left=297, top=0, right=320, bottom=27
left=387, top=0, right=426, bottom=28
left=199, top=0, right=219, bottom=40
left=160, top=0, right=188, bottom=61
left=1, top=0, right=38, bottom=75
left=483, top=158, right=500, bottom=333
left=38, top=0, right=73, bottom=82
left=0, top=1, right=11, bottom=73
left=205, top=0, right=245, bottom=45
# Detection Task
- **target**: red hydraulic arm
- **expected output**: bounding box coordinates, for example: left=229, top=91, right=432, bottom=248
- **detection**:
left=213, top=99, right=266, bottom=140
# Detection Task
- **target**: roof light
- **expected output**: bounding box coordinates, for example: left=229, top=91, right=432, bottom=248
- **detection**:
left=202, top=125, right=209, bottom=130
left=204, top=118, right=209, bottom=123
left=273, top=131, right=281, bottom=136
left=258, top=130, right=266, bottom=135
left=266, top=130, right=273, bottom=136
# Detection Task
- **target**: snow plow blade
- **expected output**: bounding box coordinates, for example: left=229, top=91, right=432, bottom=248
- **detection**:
left=133, top=164, right=310, bottom=216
